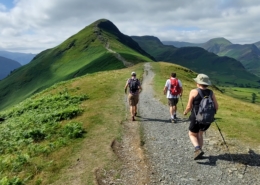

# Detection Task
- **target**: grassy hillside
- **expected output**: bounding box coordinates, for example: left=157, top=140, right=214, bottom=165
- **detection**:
left=0, top=19, right=154, bottom=111
left=132, top=36, right=260, bottom=88
left=217, top=44, right=260, bottom=77
left=0, top=63, right=144, bottom=184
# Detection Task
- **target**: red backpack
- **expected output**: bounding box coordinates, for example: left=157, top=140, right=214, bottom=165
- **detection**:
left=170, top=78, right=181, bottom=95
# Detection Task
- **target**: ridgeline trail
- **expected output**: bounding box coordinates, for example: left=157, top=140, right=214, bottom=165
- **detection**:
left=119, top=62, right=260, bottom=185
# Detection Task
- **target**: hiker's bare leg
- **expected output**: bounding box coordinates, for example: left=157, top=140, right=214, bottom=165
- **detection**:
left=169, top=106, right=176, bottom=116
left=198, top=131, right=204, bottom=148
left=189, top=131, right=200, bottom=147
left=130, top=106, right=135, bottom=117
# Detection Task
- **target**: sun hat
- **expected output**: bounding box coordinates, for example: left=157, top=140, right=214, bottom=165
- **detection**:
left=193, top=74, right=211, bottom=85
left=131, top=71, right=136, bottom=76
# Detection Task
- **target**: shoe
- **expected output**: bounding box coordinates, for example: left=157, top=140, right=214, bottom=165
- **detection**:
left=132, top=116, right=135, bottom=121
left=171, top=118, right=177, bottom=123
left=194, top=149, right=204, bottom=160
left=174, top=115, right=178, bottom=120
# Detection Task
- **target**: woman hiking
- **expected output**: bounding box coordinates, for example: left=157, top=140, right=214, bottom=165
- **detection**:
left=183, top=74, right=218, bottom=160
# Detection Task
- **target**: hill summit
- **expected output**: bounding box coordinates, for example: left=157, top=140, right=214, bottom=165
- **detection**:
left=0, top=19, right=154, bottom=110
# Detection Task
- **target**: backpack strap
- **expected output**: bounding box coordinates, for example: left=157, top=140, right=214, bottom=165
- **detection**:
left=196, top=88, right=213, bottom=99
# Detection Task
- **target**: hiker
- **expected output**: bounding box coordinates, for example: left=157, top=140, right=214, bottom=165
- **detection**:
left=124, top=72, right=142, bottom=121
left=183, top=74, right=218, bottom=160
left=163, top=72, right=183, bottom=123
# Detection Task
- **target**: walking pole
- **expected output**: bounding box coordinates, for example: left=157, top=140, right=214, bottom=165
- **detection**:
left=214, top=119, right=234, bottom=163
left=180, top=96, right=184, bottom=113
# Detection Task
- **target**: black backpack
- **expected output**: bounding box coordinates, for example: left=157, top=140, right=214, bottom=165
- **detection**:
left=194, top=88, right=216, bottom=125
left=129, top=78, right=139, bottom=93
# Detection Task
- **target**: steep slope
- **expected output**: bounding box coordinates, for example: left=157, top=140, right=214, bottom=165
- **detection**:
left=0, top=50, right=36, bottom=65
left=0, top=56, right=22, bottom=80
left=132, top=36, right=260, bottom=87
left=0, top=19, right=154, bottom=110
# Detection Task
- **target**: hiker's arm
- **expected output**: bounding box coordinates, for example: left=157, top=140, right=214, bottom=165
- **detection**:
left=184, top=89, right=196, bottom=115
left=138, top=85, right=142, bottom=93
left=124, top=81, right=129, bottom=94
left=212, top=93, right=218, bottom=113
left=163, top=86, right=168, bottom=95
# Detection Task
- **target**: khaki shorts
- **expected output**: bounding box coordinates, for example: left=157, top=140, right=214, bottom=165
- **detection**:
left=128, top=94, right=139, bottom=106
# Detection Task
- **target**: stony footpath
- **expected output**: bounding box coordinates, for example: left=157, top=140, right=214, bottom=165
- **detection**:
left=138, top=63, right=260, bottom=185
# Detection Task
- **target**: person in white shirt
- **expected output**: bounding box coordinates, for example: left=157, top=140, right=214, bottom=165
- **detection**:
left=163, top=72, right=183, bottom=123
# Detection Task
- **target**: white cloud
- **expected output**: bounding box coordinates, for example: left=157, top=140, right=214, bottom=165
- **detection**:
left=1, top=0, right=260, bottom=53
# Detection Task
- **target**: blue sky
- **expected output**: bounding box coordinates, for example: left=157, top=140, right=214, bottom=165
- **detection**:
left=0, top=0, right=15, bottom=10
left=1, top=0, right=260, bottom=54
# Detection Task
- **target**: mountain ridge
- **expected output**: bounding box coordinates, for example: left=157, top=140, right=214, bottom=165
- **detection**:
left=163, top=37, right=260, bottom=77
left=0, top=19, right=154, bottom=110
left=132, top=36, right=260, bottom=87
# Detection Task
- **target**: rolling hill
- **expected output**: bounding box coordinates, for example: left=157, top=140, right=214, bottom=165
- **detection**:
left=0, top=56, right=22, bottom=80
left=0, top=19, right=154, bottom=110
left=132, top=36, right=260, bottom=87
left=163, top=38, right=260, bottom=77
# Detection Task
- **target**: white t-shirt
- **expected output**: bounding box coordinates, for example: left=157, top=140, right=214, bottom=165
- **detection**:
left=165, top=77, right=182, bottom=98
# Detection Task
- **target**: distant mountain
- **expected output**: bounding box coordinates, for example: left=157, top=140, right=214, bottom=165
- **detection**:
left=201, top=37, right=232, bottom=53
left=0, top=19, right=154, bottom=110
left=0, top=56, right=21, bottom=80
left=162, top=41, right=201, bottom=48
left=254, top=41, right=260, bottom=49
left=0, top=50, right=36, bottom=65
left=163, top=38, right=260, bottom=77
left=132, top=36, right=260, bottom=87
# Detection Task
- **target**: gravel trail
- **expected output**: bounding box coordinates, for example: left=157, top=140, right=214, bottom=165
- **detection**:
left=138, top=62, right=260, bottom=185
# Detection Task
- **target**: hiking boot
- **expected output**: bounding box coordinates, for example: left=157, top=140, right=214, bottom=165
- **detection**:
left=132, top=116, right=135, bottom=121
left=194, top=149, right=204, bottom=160
left=174, top=115, right=178, bottom=120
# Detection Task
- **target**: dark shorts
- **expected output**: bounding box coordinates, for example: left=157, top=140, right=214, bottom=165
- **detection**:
left=128, top=94, right=139, bottom=106
left=168, top=98, right=178, bottom=106
left=189, top=114, right=211, bottom=133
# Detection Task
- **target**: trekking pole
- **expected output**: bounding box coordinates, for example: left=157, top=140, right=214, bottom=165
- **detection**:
left=214, top=119, right=234, bottom=163
left=125, top=93, right=128, bottom=120
left=180, top=96, right=184, bottom=113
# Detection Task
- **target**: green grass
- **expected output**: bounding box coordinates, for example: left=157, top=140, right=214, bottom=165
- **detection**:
left=219, top=86, right=260, bottom=105
left=0, top=63, right=145, bottom=184
left=151, top=62, right=260, bottom=147
left=0, top=90, right=87, bottom=183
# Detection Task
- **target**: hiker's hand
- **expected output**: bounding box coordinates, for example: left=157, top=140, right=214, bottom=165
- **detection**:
left=183, top=111, right=187, bottom=115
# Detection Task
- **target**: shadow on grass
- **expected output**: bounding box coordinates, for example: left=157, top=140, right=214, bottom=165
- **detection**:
left=197, top=149, right=260, bottom=167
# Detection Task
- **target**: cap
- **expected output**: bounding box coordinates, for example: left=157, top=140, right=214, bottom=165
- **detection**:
left=131, top=72, right=136, bottom=76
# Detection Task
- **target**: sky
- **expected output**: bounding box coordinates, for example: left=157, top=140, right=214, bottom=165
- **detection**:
left=1, top=0, right=260, bottom=54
